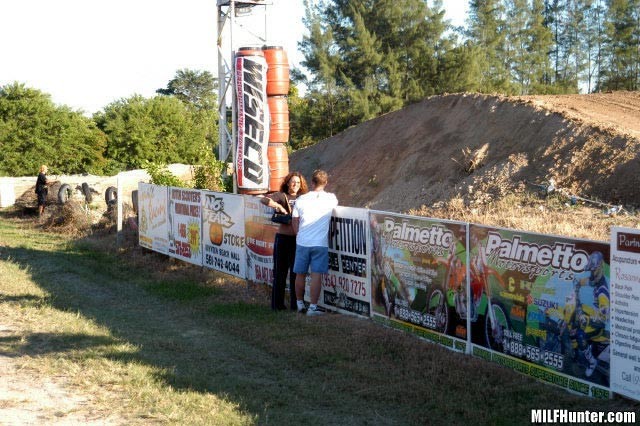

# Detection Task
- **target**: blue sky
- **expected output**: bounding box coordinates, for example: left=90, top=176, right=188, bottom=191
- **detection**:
left=1, top=0, right=468, bottom=115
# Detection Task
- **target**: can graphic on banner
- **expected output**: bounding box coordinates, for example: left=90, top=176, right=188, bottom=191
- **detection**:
left=235, top=47, right=269, bottom=195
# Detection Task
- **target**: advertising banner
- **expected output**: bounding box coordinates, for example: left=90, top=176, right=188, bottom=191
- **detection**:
left=235, top=53, right=269, bottom=192
left=369, top=211, right=468, bottom=352
left=319, top=207, right=371, bottom=317
left=138, top=182, right=169, bottom=255
left=243, top=195, right=277, bottom=284
left=202, top=191, right=246, bottom=279
left=610, top=227, right=640, bottom=401
left=469, top=225, right=610, bottom=398
left=168, top=187, right=203, bottom=266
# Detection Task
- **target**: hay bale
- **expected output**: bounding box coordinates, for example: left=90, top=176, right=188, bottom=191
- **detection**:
left=14, top=181, right=62, bottom=209
left=42, top=200, right=93, bottom=236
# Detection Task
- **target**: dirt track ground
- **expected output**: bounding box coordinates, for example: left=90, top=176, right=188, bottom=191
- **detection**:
left=0, top=328, right=115, bottom=425
left=291, top=91, right=640, bottom=212
left=519, top=92, right=640, bottom=138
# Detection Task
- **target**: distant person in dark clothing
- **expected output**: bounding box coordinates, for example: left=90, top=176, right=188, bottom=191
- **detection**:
left=35, top=165, right=49, bottom=216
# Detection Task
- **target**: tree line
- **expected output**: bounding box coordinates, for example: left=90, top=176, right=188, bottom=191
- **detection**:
left=0, top=70, right=218, bottom=177
left=289, top=0, right=639, bottom=148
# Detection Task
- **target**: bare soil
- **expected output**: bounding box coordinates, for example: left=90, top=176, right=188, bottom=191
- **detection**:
left=291, top=91, right=640, bottom=213
left=0, top=324, right=119, bottom=425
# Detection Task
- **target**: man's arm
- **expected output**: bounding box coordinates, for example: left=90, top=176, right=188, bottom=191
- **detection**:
left=292, top=217, right=300, bottom=235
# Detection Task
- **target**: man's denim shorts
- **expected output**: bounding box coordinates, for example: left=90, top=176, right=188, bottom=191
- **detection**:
left=293, top=245, right=329, bottom=274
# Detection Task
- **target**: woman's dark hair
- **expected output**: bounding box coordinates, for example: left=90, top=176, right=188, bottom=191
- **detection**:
left=280, top=171, right=308, bottom=195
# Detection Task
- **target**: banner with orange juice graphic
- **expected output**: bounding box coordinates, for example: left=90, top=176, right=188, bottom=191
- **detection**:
left=243, top=195, right=278, bottom=284
left=202, top=191, right=246, bottom=278
left=138, top=182, right=169, bottom=254
left=168, top=187, right=203, bottom=266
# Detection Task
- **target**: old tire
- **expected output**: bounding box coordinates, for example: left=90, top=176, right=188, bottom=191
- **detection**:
left=58, top=184, right=71, bottom=204
left=484, top=302, right=511, bottom=353
left=81, top=182, right=93, bottom=203
left=426, top=288, right=450, bottom=334
left=105, top=186, right=117, bottom=205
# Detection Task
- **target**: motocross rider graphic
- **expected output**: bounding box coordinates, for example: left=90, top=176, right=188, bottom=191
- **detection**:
left=572, top=251, right=609, bottom=377
left=371, top=216, right=393, bottom=316
left=370, top=215, right=413, bottom=318
left=434, top=239, right=467, bottom=317
left=470, top=232, right=505, bottom=321
left=539, top=251, right=609, bottom=380
left=580, top=251, right=610, bottom=322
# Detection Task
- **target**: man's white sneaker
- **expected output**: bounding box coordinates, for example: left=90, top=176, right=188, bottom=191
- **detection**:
left=306, top=307, right=324, bottom=316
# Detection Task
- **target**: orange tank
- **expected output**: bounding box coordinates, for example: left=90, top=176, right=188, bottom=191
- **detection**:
left=267, top=143, right=289, bottom=192
left=267, top=95, right=289, bottom=143
left=263, top=46, right=290, bottom=96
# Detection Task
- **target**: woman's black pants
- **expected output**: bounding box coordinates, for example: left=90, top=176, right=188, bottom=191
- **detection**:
left=271, top=233, right=297, bottom=310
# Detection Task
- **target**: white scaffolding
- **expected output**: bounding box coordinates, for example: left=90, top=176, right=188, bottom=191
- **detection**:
left=216, top=0, right=270, bottom=193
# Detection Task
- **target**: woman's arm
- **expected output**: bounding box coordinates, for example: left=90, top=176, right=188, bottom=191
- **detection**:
left=259, top=194, right=287, bottom=213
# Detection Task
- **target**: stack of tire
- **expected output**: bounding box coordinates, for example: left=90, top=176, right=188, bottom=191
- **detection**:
left=105, top=186, right=117, bottom=208
left=263, top=46, right=290, bottom=192
left=57, top=182, right=93, bottom=204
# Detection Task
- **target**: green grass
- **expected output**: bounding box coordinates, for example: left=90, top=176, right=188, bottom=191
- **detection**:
left=147, top=279, right=222, bottom=302
left=0, top=211, right=638, bottom=425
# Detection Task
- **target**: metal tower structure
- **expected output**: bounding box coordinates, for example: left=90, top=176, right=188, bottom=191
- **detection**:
left=216, top=0, right=269, bottom=193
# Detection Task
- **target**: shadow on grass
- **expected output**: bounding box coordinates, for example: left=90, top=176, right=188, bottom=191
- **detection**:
left=0, top=294, right=50, bottom=305
left=0, top=333, right=122, bottom=358
left=0, top=242, right=355, bottom=424
left=1, top=218, right=638, bottom=425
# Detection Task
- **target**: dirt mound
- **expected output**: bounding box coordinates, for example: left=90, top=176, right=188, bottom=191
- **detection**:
left=41, top=201, right=95, bottom=235
left=14, top=181, right=64, bottom=210
left=290, top=92, right=640, bottom=213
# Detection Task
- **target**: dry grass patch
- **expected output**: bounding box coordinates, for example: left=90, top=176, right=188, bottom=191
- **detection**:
left=410, top=191, right=639, bottom=241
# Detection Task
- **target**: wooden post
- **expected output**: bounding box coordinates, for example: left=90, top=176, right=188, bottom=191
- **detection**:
left=116, top=175, right=123, bottom=245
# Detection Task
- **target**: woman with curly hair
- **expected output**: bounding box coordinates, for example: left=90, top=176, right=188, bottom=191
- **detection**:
left=260, top=172, right=309, bottom=310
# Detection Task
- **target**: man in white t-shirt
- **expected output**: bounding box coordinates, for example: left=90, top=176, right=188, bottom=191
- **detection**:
left=292, top=170, right=338, bottom=316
